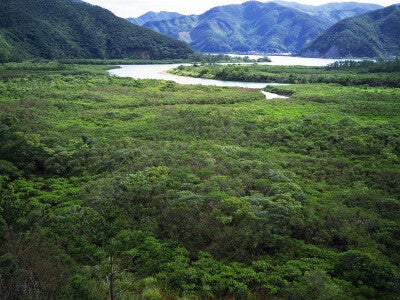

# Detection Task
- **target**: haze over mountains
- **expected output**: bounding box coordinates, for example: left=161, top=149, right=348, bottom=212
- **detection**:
left=127, top=12, right=184, bottom=26
left=0, top=0, right=193, bottom=62
left=128, top=1, right=391, bottom=56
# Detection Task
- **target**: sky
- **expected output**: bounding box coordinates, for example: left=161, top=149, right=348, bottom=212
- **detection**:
left=83, top=0, right=399, bottom=18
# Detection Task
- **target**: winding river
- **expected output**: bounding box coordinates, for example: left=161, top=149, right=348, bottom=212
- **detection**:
left=108, top=56, right=345, bottom=99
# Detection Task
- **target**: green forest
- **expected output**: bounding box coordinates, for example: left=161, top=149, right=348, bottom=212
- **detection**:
left=169, top=59, right=400, bottom=87
left=0, top=60, right=400, bottom=299
left=0, top=0, right=193, bottom=62
left=301, top=5, right=400, bottom=58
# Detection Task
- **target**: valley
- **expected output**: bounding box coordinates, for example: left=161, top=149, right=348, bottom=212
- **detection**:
left=1, top=0, right=400, bottom=299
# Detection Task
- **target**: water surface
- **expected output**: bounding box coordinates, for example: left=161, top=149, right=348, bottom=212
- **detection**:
left=108, top=56, right=345, bottom=98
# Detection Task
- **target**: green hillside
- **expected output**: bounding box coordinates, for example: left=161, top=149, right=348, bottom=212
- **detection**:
left=274, top=1, right=382, bottom=24
left=301, top=5, right=400, bottom=58
left=144, top=1, right=327, bottom=53
left=139, top=1, right=381, bottom=54
left=0, top=0, right=194, bottom=62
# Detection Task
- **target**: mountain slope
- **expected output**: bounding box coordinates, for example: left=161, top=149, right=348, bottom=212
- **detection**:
left=142, top=1, right=328, bottom=53
left=274, top=1, right=382, bottom=24
left=301, top=5, right=400, bottom=58
left=0, top=0, right=193, bottom=61
left=138, top=1, right=382, bottom=54
left=127, top=11, right=184, bottom=26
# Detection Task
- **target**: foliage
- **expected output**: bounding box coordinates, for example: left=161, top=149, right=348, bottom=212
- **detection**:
left=301, top=5, right=400, bottom=58
left=326, top=58, right=400, bottom=73
left=0, top=0, right=194, bottom=62
left=169, top=59, right=400, bottom=87
left=0, top=62, right=399, bottom=299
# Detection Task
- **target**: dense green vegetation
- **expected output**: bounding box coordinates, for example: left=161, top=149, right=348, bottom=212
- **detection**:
left=1, top=61, right=400, bottom=299
left=0, top=0, right=193, bottom=62
left=274, top=0, right=382, bottom=24
left=54, top=54, right=270, bottom=67
left=301, top=5, right=400, bottom=58
left=169, top=59, right=400, bottom=87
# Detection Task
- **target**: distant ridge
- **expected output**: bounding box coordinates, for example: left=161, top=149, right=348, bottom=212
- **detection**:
left=138, top=2, right=327, bottom=53
left=301, top=5, right=400, bottom=58
left=129, top=1, right=382, bottom=54
left=128, top=11, right=184, bottom=26
left=273, top=1, right=382, bottom=23
left=0, top=0, right=194, bottom=62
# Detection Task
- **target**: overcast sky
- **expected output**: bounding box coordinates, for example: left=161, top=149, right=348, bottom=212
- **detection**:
left=83, top=0, right=399, bottom=18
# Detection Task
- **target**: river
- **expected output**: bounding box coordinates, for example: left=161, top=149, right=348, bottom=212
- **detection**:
left=108, top=56, right=346, bottom=99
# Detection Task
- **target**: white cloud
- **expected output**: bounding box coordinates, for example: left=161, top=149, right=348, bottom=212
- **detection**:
left=83, top=0, right=399, bottom=18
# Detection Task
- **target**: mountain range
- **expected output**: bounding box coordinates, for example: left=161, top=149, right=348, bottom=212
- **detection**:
left=301, top=5, right=400, bottom=58
left=127, top=11, right=184, bottom=26
left=273, top=0, right=382, bottom=24
left=0, top=0, right=193, bottom=62
left=130, top=1, right=383, bottom=54
left=1, top=0, right=397, bottom=61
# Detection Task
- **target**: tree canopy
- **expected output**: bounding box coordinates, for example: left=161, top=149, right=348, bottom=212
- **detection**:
left=0, top=0, right=194, bottom=62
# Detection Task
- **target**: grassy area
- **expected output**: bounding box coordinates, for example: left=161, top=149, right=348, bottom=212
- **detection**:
left=169, top=61, right=400, bottom=87
left=0, top=62, right=399, bottom=299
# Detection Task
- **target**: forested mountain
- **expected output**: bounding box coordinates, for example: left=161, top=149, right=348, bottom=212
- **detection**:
left=274, top=1, right=382, bottom=23
left=127, top=11, right=184, bottom=26
left=142, top=2, right=327, bottom=53
left=0, top=0, right=193, bottom=62
left=135, top=1, right=382, bottom=54
left=301, top=5, right=400, bottom=58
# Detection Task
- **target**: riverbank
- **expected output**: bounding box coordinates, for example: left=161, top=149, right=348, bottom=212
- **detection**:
left=168, top=62, right=400, bottom=87
left=108, top=64, right=286, bottom=99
